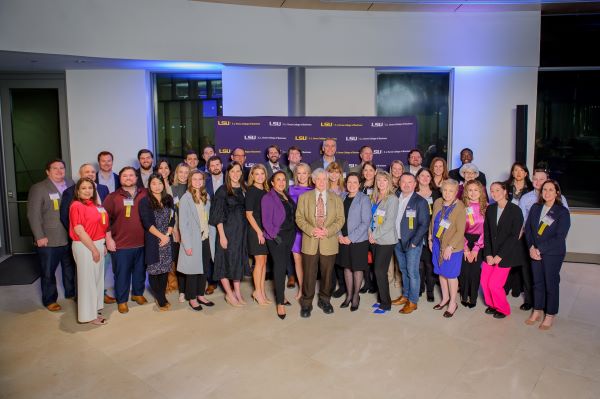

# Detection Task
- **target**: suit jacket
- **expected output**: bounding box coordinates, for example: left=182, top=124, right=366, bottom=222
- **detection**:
left=310, top=157, right=350, bottom=175
left=205, top=174, right=224, bottom=199
left=139, top=196, right=175, bottom=265
left=449, top=166, right=487, bottom=187
left=397, top=193, right=431, bottom=251
left=430, top=198, right=466, bottom=254
left=263, top=162, right=291, bottom=181
left=95, top=171, right=121, bottom=192
left=524, top=203, right=570, bottom=257
left=60, top=183, right=109, bottom=230
left=371, top=195, right=399, bottom=245
left=27, top=178, right=74, bottom=247
left=341, top=191, right=371, bottom=243
left=177, top=192, right=210, bottom=274
left=483, top=202, right=524, bottom=267
left=135, top=168, right=152, bottom=188
left=295, top=190, right=345, bottom=256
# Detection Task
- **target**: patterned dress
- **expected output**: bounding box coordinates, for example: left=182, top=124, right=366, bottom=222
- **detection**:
left=147, top=207, right=173, bottom=275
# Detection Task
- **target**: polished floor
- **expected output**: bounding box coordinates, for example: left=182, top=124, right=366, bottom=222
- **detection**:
left=1, top=261, right=599, bottom=399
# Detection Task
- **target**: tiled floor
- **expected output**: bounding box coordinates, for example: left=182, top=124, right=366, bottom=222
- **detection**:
left=1, top=262, right=599, bottom=399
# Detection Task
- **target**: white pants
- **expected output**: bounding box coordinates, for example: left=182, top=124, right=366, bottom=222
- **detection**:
left=72, top=240, right=105, bottom=323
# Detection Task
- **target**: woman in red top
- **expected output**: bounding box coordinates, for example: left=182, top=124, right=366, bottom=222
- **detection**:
left=69, top=178, right=109, bottom=325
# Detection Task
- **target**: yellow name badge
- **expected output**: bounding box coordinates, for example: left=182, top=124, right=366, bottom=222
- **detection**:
left=436, top=219, right=451, bottom=238
left=406, top=210, right=416, bottom=230
left=466, top=207, right=475, bottom=226
left=123, top=199, right=134, bottom=218
left=49, top=193, right=60, bottom=210
left=97, top=207, right=106, bottom=225
left=427, top=197, right=433, bottom=215
left=375, top=209, right=385, bottom=225
left=537, top=215, right=555, bottom=236
left=537, top=223, right=548, bottom=235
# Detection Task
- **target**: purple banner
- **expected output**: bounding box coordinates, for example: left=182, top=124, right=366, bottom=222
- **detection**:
left=215, top=116, right=418, bottom=170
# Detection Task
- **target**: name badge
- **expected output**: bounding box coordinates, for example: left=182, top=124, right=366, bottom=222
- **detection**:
left=366, top=188, right=373, bottom=196
left=124, top=198, right=134, bottom=218
left=541, top=215, right=555, bottom=226
left=466, top=207, right=474, bottom=215
left=426, top=197, right=433, bottom=205
left=123, top=199, right=134, bottom=207
left=375, top=209, right=386, bottom=217
left=440, top=219, right=451, bottom=229
left=49, top=193, right=60, bottom=210
left=97, top=207, right=107, bottom=225
left=173, top=196, right=179, bottom=205
left=406, top=210, right=416, bottom=218
left=289, top=179, right=295, bottom=187
left=466, top=207, right=475, bottom=226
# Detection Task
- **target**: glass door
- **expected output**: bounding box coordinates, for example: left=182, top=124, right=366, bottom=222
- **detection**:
left=0, top=76, right=70, bottom=254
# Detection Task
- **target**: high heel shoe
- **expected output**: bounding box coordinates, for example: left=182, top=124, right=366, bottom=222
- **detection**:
left=225, top=295, right=242, bottom=308
left=350, top=297, right=360, bottom=312
left=188, top=301, right=203, bottom=311
left=433, top=300, right=449, bottom=310
left=251, top=293, right=268, bottom=306
left=443, top=304, right=457, bottom=318
left=340, top=300, right=351, bottom=308
left=277, top=305, right=286, bottom=320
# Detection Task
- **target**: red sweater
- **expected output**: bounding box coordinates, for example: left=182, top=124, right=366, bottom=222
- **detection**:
left=103, top=187, right=147, bottom=249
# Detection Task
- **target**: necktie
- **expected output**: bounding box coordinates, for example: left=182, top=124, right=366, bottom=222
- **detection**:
left=273, top=164, right=280, bottom=172
left=316, top=193, right=325, bottom=229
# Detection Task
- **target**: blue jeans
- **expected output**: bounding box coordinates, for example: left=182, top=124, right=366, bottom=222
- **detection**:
left=110, top=247, right=146, bottom=304
left=37, top=245, right=76, bottom=306
left=394, top=242, right=423, bottom=304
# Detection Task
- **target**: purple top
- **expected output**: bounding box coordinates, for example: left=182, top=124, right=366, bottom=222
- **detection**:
left=261, top=190, right=286, bottom=240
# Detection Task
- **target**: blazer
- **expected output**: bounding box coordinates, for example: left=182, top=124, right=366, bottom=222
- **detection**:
left=340, top=191, right=371, bottom=243
left=263, top=162, right=292, bottom=181
left=95, top=171, right=121, bottom=191
left=177, top=192, right=211, bottom=274
left=397, top=193, right=431, bottom=251
left=310, top=157, right=350, bottom=175
left=449, top=167, right=487, bottom=187
left=261, top=189, right=288, bottom=240
left=371, top=195, right=399, bottom=245
left=27, top=178, right=74, bottom=247
left=430, top=198, right=466, bottom=254
left=524, top=203, right=570, bottom=257
left=60, top=183, right=109, bottom=230
left=205, top=174, right=224, bottom=199
left=295, top=190, right=345, bottom=256
left=139, top=196, right=175, bottom=265
left=483, top=202, right=524, bottom=267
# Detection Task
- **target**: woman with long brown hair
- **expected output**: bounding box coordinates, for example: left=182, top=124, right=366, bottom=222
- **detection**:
left=430, top=157, right=449, bottom=189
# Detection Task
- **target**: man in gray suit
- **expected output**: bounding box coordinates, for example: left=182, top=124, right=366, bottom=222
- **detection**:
left=349, top=145, right=374, bottom=174
left=310, top=138, right=349, bottom=176
left=264, top=145, right=291, bottom=180
left=27, top=159, right=76, bottom=311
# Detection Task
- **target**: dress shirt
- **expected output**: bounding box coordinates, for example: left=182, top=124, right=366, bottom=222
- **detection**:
left=395, top=192, right=413, bottom=239
left=519, top=190, right=569, bottom=222
left=140, top=170, right=152, bottom=188
left=51, top=180, right=68, bottom=194
left=409, top=165, right=422, bottom=175
left=98, top=171, right=116, bottom=193
left=212, top=176, right=223, bottom=192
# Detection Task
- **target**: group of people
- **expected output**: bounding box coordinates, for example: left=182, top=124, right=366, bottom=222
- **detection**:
left=26, top=141, right=570, bottom=330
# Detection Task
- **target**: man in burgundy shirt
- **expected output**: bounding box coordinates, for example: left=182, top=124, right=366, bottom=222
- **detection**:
left=104, top=167, right=148, bottom=313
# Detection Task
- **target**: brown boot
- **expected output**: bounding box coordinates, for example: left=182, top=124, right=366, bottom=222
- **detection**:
left=104, top=294, right=116, bottom=304
left=46, top=303, right=62, bottom=312
left=391, top=296, right=408, bottom=306
left=118, top=303, right=129, bottom=313
left=287, top=275, right=296, bottom=288
left=131, top=295, right=148, bottom=305
left=205, top=284, right=216, bottom=295
left=399, top=301, right=418, bottom=314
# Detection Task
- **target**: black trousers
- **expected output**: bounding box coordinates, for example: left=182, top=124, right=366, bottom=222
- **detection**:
left=331, top=263, right=346, bottom=291
left=266, top=228, right=295, bottom=305
left=172, top=242, right=186, bottom=294
left=419, top=245, right=436, bottom=297
left=372, top=244, right=395, bottom=310
left=148, top=273, right=169, bottom=307
left=184, top=274, right=207, bottom=300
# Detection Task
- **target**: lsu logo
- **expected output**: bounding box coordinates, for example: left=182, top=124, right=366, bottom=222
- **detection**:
left=373, top=149, right=382, bottom=155
left=346, top=136, right=358, bottom=141
left=269, top=121, right=282, bottom=127
left=218, top=148, right=231, bottom=154
left=320, top=122, right=333, bottom=127
left=244, top=135, right=257, bottom=140
left=371, top=122, right=384, bottom=127
left=217, top=120, right=231, bottom=126
left=295, top=136, right=307, bottom=141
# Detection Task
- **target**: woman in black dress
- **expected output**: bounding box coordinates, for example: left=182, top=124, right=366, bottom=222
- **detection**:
left=209, top=161, right=249, bottom=307
left=245, top=164, right=271, bottom=305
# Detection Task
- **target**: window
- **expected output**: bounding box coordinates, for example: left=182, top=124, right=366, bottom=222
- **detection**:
left=154, top=74, right=223, bottom=166
left=376, top=72, right=450, bottom=167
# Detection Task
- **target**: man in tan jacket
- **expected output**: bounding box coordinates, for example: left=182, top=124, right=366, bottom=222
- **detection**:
left=296, top=168, right=344, bottom=318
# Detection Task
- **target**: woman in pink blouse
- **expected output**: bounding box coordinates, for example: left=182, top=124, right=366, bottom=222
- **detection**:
left=459, top=180, right=487, bottom=308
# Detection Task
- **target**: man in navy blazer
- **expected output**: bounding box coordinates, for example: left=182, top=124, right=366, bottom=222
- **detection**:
left=60, top=164, right=109, bottom=229
left=96, top=150, right=121, bottom=193
left=205, top=155, right=224, bottom=199
left=393, top=173, right=430, bottom=314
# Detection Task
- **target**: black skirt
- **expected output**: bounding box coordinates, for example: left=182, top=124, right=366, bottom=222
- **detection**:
left=248, top=227, right=269, bottom=256
left=337, top=240, right=369, bottom=272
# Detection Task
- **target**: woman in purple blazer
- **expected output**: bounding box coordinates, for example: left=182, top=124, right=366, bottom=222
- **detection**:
left=262, top=171, right=296, bottom=320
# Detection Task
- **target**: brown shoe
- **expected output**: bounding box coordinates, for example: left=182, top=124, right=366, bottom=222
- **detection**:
left=391, top=296, right=408, bottom=306
left=104, top=294, right=116, bottom=304
left=118, top=303, right=129, bottom=313
left=205, top=284, right=216, bottom=295
left=46, top=303, right=61, bottom=312
left=287, top=275, right=296, bottom=288
left=399, top=301, right=418, bottom=314
left=131, top=295, right=148, bottom=305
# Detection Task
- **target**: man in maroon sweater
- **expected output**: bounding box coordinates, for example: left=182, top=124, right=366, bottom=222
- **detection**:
left=104, top=167, right=148, bottom=313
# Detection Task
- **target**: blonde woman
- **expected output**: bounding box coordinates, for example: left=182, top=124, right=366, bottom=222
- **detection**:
left=389, top=160, right=405, bottom=195
left=245, top=164, right=271, bottom=305
left=369, top=171, right=399, bottom=312
left=327, top=162, right=345, bottom=197
left=171, top=162, right=190, bottom=301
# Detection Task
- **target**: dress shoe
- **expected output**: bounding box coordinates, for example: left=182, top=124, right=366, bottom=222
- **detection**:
left=159, top=304, right=170, bottom=312
left=350, top=297, right=360, bottom=312
left=277, top=305, right=287, bottom=320
left=493, top=311, right=506, bottom=319
left=300, top=307, right=311, bottom=318
left=131, top=295, right=147, bottom=305
left=286, top=275, right=296, bottom=288
left=520, top=303, right=533, bottom=311
left=368, top=287, right=377, bottom=294
left=317, top=300, right=334, bottom=314
left=359, top=285, right=369, bottom=294
left=399, top=301, right=418, bottom=314
left=427, top=294, right=435, bottom=303
left=392, top=296, right=408, bottom=306
left=118, top=303, right=129, bottom=313
left=340, top=300, right=350, bottom=308
left=205, top=284, right=217, bottom=295
left=467, top=303, right=476, bottom=309
left=104, top=294, right=116, bottom=304
left=46, top=303, right=61, bottom=312
left=332, top=288, right=345, bottom=299
left=461, top=300, right=470, bottom=308
left=485, top=306, right=496, bottom=315
left=433, top=300, right=449, bottom=310
left=198, top=298, right=215, bottom=307
left=188, top=301, right=203, bottom=311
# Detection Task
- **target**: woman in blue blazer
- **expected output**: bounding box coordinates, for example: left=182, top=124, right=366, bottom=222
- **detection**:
left=336, top=173, right=372, bottom=311
left=524, top=180, right=570, bottom=330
